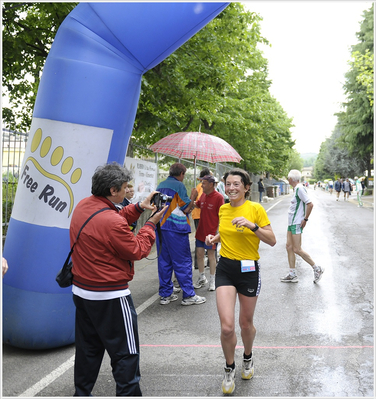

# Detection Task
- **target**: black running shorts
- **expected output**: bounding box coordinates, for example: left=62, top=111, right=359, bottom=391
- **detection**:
left=215, top=256, right=261, bottom=297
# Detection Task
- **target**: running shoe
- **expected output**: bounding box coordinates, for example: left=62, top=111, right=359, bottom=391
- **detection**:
left=241, top=357, right=254, bottom=380
left=193, top=275, right=208, bottom=289
left=280, top=273, right=299, bottom=283
left=208, top=279, right=215, bottom=291
left=181, top=294, right=206, bottom=306
left=160, top=294, right=178, bottom=305
left=222, top=366, right=235, bottom=394
left=173, top=286, right=181, bottom=294
left=313, top=266, right=325, bottom=283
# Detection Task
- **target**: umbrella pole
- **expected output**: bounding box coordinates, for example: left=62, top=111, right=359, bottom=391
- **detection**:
left=194, top=156, right=197, bottom=184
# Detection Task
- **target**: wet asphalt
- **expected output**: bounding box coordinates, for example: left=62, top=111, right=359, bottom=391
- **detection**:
left=2, top=188, right=374, bottom=398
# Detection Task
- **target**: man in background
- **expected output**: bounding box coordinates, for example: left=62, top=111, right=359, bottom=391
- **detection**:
left=280, top=169, right=324, bottom=284
left=156, top=163, right=206, bottom=306
left=191, top=167, right=211, bottom=268
left=193, top=175, right=224, bottom=291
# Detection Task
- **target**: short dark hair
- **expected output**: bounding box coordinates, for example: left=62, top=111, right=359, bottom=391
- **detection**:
left=224, top=168, right=252, bottom=199
left=91, top=162, right=133, bottom=197
left=199, top=167, right=211, bottom=178
left=169, top=163, right=186, bottom=177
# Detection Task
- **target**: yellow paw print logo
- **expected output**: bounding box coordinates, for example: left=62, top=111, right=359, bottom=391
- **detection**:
left=25, top=128, right=82, bottom=216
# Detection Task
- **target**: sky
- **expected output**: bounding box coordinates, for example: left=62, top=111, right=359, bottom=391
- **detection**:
left=242, top=0, right=373, bottom=155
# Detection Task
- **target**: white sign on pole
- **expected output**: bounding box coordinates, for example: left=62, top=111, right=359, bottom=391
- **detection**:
left=124, top=157, right=158, bottom=204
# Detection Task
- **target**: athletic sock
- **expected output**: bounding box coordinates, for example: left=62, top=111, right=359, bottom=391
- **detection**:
left=243, top=351, right=252, bottom=360
left=226, top=361, right=235, bottom=370
left=289, top=268, right=296, bottom=276
left=199, top=272, right=205, bottom=279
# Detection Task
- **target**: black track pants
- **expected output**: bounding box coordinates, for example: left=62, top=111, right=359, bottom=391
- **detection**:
left=73, top=294, right=142, bottom=396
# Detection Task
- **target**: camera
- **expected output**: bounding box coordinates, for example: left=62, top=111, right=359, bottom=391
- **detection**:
left=151, top=192, right=172, bottom=210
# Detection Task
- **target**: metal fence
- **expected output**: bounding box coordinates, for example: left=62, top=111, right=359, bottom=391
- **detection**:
left=2, top=128, right=28, bottom=243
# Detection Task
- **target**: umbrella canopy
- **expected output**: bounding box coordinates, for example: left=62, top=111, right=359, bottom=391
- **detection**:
left=150, top=131, right=242, bottom=164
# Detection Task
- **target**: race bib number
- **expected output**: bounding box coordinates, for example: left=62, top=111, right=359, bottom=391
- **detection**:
left=241, top=260, right=256, bottom=273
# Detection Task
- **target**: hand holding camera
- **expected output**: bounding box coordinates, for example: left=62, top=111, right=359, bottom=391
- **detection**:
left=140, top=191, right=172, bottom=225
left=140, top=191, right=171, bottom=211
left=150, top=192, right=173, bottom=210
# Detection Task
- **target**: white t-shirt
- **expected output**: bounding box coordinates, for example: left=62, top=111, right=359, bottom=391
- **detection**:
left=288, top=184, right=312, bottom=226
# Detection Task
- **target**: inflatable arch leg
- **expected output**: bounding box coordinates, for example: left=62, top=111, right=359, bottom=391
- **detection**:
left=3, top=2, right=229, bottom=349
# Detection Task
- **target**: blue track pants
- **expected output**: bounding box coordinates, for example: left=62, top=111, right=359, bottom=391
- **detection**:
left=157, top=230, right=195, bottom=299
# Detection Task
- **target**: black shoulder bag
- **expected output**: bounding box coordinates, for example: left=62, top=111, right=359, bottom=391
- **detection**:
left=56, top=207, right=111, bottom=288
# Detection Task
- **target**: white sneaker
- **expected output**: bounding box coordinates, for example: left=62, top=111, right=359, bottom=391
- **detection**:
left=280, top=273, right=299, bottom=283
left=160, top=294, right=178, bottom=305
left=181, top=294, right=206, bottom=306
left=193, top=275, right=207, bottom=289
left=173, top=286, right=181, bottom=293
left=313, top=266, right=324, bottom=283
left=241, top=357, right=254, bottom=380
left=208, top=279, right=215, bottom=291
left=222, top=366, right=235, bottom=394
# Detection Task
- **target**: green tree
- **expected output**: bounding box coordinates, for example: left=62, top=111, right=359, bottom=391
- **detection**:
left=288, top=149, right=304, bottom=172
left=336, top=4, right=374, bottom=181
left=352, top=49, right=374, bottom=106
left=314, top=125, right=366, bottom=180
left=135, top=3, right=294, bottom=177
left=2, top=2, right=77, bottom=131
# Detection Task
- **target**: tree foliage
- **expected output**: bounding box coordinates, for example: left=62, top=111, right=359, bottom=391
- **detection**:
left=335, top=4, right=374, bottom=179
left=352, top=49, right=374, bottom=106
left=2, top=2, right=295, bottom=178
left=288, top=149, right=304, bottom=172
left=314, top=125, right=367, bottom=180
left=2, top=2, right=78, bottom=130
left=315, top=4, right=374, bottom=182
left=135, top=3, right=294, bottom=177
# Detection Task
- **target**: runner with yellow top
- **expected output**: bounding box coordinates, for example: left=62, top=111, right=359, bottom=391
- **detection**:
left=205, top=168, right=276, bottom=395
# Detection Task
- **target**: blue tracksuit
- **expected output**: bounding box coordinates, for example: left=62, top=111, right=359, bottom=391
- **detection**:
left=156, top=176, right=195, bottom=298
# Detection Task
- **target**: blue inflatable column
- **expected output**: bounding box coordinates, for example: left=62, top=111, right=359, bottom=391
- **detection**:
left=3, top=2, right=229, bottom=349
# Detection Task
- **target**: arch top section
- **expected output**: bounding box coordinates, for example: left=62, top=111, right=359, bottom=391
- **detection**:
left=64, top=2, right=229, bottom=73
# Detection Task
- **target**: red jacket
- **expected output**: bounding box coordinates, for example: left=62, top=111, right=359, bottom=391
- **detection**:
left=70, top=195, right=156, bottom=291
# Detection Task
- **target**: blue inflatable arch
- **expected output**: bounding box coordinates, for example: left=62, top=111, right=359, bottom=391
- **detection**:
left=3, top=2, right=229, bottom=349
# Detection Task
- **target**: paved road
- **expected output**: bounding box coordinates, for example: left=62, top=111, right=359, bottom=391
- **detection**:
left=2, top=188, right=374, bottom=397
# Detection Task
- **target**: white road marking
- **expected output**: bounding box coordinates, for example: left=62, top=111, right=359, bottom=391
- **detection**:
left=265, top=199, right=283, bottom=213
left=19, top=355, right=74, bottom=397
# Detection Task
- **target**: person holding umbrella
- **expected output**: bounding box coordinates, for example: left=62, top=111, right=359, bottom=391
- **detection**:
left=205, top=168, right=276, bottom=394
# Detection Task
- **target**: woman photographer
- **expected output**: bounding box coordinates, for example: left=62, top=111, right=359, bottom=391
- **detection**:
left=70, top=162, right=167, bottom=396
left=205, top=168, right=276, bottom=395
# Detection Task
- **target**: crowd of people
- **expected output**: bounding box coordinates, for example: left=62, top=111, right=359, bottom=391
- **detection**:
left=314, top=176, right=366, bottom=207
left=4, top=160, right=369, bottom=396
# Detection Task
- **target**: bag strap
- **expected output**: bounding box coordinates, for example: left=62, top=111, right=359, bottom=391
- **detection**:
left=70, top=207, right=112, bottom=254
